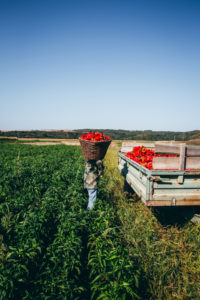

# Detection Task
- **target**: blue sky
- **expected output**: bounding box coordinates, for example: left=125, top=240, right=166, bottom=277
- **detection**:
left=0, top=0, right=199, bottom=131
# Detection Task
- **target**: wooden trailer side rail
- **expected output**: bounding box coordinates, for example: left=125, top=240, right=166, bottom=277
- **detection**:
left=153, top=143, right=200, bottom=171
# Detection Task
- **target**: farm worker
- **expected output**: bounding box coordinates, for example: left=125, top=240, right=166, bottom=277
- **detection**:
left=84, top=159, right=104, bottom=210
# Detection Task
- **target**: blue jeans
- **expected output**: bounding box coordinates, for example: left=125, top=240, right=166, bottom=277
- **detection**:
left=87, top=189, right=97, bottom=210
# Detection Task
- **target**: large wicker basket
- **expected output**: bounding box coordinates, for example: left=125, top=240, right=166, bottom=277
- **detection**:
left=79, top=138, right=112, bottom=160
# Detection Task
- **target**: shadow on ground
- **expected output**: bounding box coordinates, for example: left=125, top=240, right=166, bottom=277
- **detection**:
left=123, top=181, right=200, bottom=226
left=151, top=206, right=200, bottom=226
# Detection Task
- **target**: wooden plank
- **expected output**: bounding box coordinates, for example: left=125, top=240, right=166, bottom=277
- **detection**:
left=155, top=143, right=182, bottom=155
left=121, top=142, right=155, bottom=153
left=187, top=145, right=200, bottom=156
left=186, top=157, right=200, bottom=169
left=179, top=143, right=186, bottom=171
left=122, top=142, right=155, bottom=148
left=121, top=142, right=138, bottom=147
left=153, top=157, right=200, bottom=170
left=121, top=142, right=138, bottom=153
left=155, top=143, right=200, bottom=156
left=153, top=157, right=179, bottom=169
left=146, top=200, right=200, bottom=206
left=121, top=146, right=134, bottom=153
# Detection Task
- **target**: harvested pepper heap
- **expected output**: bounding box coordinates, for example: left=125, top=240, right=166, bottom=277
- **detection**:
left=80, top=131, right=111, bottom=141
left=125, top=146, right=177, bottom=170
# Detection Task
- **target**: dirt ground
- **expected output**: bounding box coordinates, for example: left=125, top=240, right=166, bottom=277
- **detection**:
left=22, top=139, right=121, bottom=150
left=22, top=141, right=80, bottom=146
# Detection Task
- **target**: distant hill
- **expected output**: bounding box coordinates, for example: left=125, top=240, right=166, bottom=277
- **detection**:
left=1, top=129, right=200, bottom=141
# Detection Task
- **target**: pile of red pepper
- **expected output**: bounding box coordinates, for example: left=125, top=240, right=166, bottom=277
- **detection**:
left=80, top=132, right=111, bottom=142
left=125, top=146, right=177, bottom=170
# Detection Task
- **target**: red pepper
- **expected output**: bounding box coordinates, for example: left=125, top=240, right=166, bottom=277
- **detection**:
left=125, top=146, right=179, bottom=170
left=80, top=132, right=111, bottom=141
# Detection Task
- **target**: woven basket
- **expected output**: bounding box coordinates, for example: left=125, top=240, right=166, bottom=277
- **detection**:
left=79, top=138, right=112, bottom=160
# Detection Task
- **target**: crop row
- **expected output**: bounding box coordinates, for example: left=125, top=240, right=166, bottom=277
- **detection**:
left=0, top=144, right=88, bottom=299
left=87, top=198, right=141, bottom=299
left=0, top=144, right=141, bottom=299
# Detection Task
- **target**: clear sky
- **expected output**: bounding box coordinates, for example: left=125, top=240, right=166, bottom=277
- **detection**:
left=0, top=0, right=199, bottom=131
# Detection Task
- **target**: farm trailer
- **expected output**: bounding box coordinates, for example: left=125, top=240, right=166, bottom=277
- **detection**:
left=118, top=142, right=200, bottom=207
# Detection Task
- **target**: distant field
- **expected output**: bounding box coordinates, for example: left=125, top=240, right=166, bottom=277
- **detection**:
left=1, top=136, right=200, bottom=150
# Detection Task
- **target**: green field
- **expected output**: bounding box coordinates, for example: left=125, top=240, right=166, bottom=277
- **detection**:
left=0, top=143, right=200, bottom=299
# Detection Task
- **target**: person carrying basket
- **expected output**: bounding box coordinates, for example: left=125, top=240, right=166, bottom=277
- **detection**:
left=79, top=131, right=111, bottom=210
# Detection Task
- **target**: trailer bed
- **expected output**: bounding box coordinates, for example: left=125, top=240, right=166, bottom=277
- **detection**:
left=118, top=151, right=200, bottom=206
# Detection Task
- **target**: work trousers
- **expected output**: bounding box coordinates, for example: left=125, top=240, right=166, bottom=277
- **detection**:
left=87, top=189, right=97, bottom=210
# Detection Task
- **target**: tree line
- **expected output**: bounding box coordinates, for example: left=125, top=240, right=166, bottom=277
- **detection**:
left=0, top=129, right=200, bottom=141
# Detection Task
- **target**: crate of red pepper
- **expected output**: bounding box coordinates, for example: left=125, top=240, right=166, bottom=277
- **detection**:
left=125, top=144, right=200, bottom=170
left=125, top=146, right=178, bottom=170
left=79, top=132, right=111, bottom=160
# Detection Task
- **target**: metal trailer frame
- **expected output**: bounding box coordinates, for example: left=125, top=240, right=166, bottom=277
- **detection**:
left=118, top=152, right=200, bottom=207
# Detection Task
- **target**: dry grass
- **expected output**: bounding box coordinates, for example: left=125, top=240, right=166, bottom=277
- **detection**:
left=187, top=139, right=200, bottom=145
left=21, top=139, right=121, bottom=147
left=20, top=139, right=80, bottom=145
